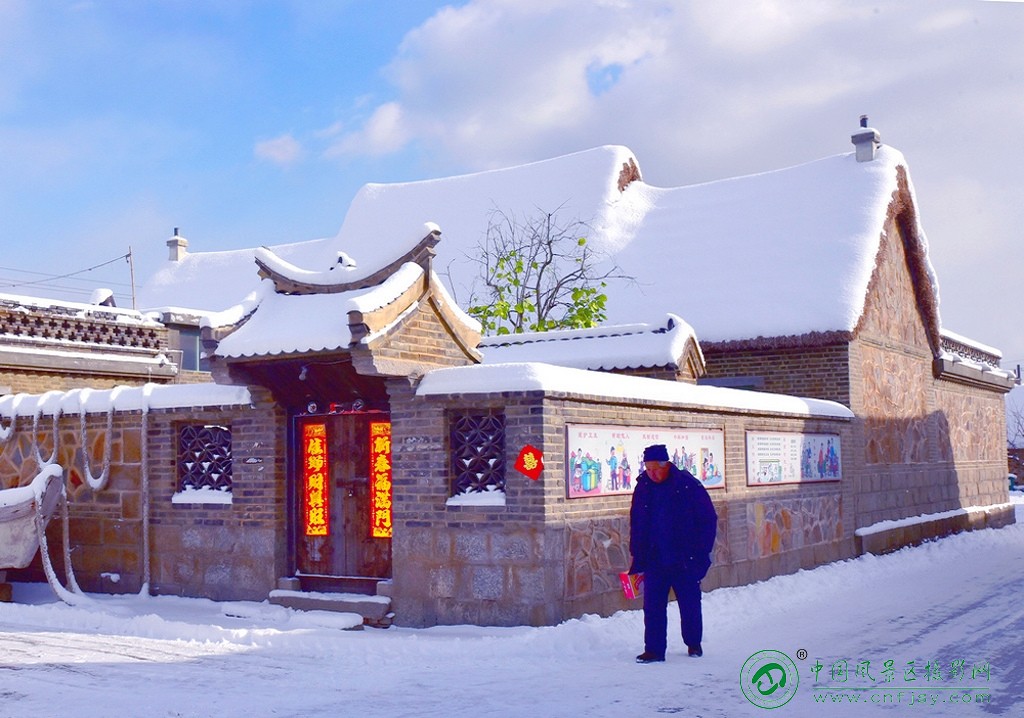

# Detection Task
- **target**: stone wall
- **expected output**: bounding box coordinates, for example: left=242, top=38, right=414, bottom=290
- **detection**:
left=387, top=379, right=564, bottom=626
left=697, top=213, right=1012, bottom=543
left=147, top=387, right=287, bottom=600
left=851, top=215, right=1011, bottom=530
left=1, top=386, right=287, bottom=601
left=543, top=399, right=856, bottom=605
left=933, top=382, right=1009, bottom=510
left=390, top=383, right=855, bottom=628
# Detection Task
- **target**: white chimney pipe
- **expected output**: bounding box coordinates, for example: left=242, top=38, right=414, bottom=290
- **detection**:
left=167, top=227, right=189, bottom=261
left=851, top=115, right=881, bottom=162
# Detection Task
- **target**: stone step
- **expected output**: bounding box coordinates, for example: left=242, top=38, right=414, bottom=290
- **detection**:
left=268, top=586, right=393, bottom=628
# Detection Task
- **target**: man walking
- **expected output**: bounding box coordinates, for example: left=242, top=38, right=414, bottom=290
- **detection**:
left=629, top=444, right=718, bottom=663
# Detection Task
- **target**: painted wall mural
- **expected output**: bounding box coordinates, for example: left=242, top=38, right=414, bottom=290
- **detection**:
left=566, top=424, right=725, bottom=498
left=746, top=431, right=841, bottom=485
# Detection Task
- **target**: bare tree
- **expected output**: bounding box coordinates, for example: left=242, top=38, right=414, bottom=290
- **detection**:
left=464, top=205, right=630, bottom=335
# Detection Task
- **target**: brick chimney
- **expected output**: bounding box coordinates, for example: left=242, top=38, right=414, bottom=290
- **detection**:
left=851, top=115, right=880, bottom=162
left=167, top=227, right=188, bottom=261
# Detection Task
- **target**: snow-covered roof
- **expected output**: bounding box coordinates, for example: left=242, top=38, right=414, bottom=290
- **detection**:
left=137, top=138, right=961, bottom=353
left=0, top=383, right=252, bottom=419
left=0, top=343, right=175, bottom=376
left=138, top=238, right=333, bottom=319
left=210, top=262, right=425, bottom=359
left=137, top=146, right=636, bottom=317
left=0, top=291, right=160, bottom=326
left=417, top=362, right=853, bottom=419
left=479, top=313, right=700, bottom=372
left=610, top=145, right=935, bottom=342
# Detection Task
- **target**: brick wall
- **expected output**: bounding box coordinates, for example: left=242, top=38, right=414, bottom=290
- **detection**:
left=0, top=299, right=177, bottom=394
left=389, top=382, right=855, bottom=627
left=357, top=294, right=480, bottom=376
left=702, top=343, right=851, bottom=404
left=0, top=369, right=168, bottom=395
left=147, top=386, right=287, bottom=600
left=1, top=386, right=287, bottom=601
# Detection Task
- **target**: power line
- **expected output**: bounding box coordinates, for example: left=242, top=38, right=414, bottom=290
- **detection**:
left=1, top=253, right=131, bottom=291
left=0, top=276, right=133, bottom=294
left=0, top=266, right=134, bottom=289
left=0, top=283, right=134, bottom=303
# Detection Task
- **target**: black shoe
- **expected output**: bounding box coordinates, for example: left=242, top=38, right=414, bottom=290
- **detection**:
left=636, top=651, right=665, bottom=663
left=687, top=644, right=703, bottom=657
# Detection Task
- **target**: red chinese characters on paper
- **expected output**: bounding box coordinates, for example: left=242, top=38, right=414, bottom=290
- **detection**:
left=302, top=422, right=330, bottom=537
left=369, top=421, right=393, bottom=538
left=514, top=444, right=544, bottom=480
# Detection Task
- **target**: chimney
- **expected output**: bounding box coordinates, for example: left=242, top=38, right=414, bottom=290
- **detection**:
left=851, top=115, right=881, bottom=162
left=167, top=227, right=189, bottom=261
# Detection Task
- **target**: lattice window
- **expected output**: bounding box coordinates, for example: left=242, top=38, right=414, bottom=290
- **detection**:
left=177, top=424, right=232, bottom=492
left=449, top=411, right=506, bottom=496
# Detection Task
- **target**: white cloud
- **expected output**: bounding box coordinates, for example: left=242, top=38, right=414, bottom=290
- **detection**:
left=323, top=0, right=1024, bottom=182
left=254, top=134, right=304, bottom=167
left=323, top=0, right=669, bottom=166
left=687, top=0, right=854, bottom=54
left=326, top=102, right=410, bottom=157
left=316, top=0, right=1024, bottom=365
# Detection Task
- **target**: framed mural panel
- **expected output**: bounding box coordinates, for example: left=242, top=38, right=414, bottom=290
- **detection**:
left=566, top=424, right=725, bottom=498
left=746, top=431, right=842, bottom=485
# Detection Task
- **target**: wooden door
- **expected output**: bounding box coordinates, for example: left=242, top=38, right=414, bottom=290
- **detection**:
left=296, top=413, right=391, bottom=579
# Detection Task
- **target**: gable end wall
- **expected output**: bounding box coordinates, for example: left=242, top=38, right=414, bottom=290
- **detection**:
left=852, top=210, right=1010, bottom=529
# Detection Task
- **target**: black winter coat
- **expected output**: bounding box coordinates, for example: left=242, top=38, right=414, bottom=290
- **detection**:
left=629, top=464, right=718, bottom=578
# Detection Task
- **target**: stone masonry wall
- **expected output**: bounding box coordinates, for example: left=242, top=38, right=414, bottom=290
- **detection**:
left=542, top=397, right=856, bottom=612
left=147, top=387, right=287, bottom=600
left=389, top=380, right=855, bottom=628
left=851, top=214, right=1011, bottom=531
left=387, top=378, right=567, bottom=627
left=933, top=382, right=1009, bottom=510
left=1, top=386, right=286, bottom=601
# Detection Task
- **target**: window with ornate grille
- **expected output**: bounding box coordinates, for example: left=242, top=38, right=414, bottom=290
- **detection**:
left=177, top=424, right=232, bottom=494
left=449, top=411, right=506, bottom=497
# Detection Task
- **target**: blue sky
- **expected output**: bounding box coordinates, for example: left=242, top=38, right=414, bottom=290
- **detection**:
left=2, top=0, right=1024, bottom=369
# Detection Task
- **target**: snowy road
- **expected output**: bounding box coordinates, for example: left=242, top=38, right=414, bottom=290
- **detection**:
left=1, top=503, right=1021, bottom=717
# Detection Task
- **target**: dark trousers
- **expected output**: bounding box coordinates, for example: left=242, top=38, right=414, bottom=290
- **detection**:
left=642, top=566, right=703, bottom=656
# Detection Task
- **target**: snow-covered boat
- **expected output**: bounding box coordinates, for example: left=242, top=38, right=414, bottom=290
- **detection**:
left=0, top=465, right=63, bottom=570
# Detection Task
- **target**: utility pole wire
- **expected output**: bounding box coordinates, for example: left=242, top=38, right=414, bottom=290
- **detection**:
left=127, top=247, right=137, bottom=309
left=2, top=252, right=132, bottom=291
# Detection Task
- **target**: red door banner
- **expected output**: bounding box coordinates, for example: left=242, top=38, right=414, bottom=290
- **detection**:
left=369, top=420, right=393, bottom=538
left=302, top=422, right=329, bottom=536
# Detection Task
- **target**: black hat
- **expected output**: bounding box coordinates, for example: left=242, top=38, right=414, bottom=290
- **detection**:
left=643, top=444, right=669, bottom=462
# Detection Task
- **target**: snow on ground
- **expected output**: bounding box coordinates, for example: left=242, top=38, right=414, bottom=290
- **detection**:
left=2, top=497, right=1022, bottom=718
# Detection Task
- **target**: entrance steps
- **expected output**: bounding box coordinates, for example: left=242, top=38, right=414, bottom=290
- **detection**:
left=268, top=576, right=394, bottom=628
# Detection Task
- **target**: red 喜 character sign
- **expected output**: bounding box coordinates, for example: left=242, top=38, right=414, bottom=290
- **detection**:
left=515, top=444, right=544, bottom=480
